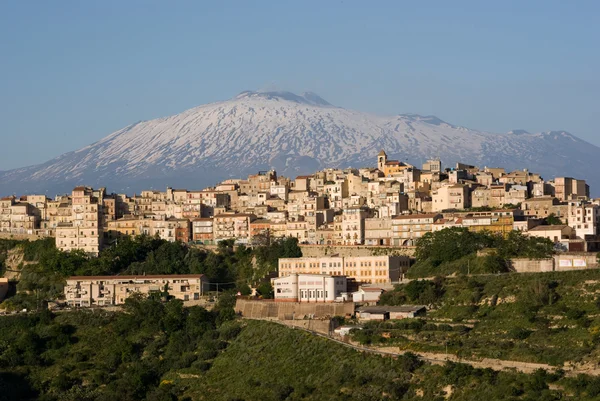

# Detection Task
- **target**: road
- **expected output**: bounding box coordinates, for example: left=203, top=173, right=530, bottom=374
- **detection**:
left=261, top=318, right=600, bottom=377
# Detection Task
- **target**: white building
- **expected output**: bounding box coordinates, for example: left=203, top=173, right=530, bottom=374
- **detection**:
left=567, top=200, right=600, bottom=239
left=352, top=287, right=384, bottom=303
left=273, top=273, right=347, bottom=303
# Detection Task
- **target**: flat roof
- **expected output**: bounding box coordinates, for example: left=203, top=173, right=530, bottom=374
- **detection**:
left=67, top=274, right=205, bottom=280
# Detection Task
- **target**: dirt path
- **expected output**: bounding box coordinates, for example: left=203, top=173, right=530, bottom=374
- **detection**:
left=262, top=319, right=600, bottom=376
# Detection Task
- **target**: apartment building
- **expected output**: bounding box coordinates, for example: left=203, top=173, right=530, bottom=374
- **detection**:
left=192, top=218, right=214, bottom=243
left=364, top=217, right=393, bottom=246
left=431, top=184, right=470, bottom=212
left=64, top=274, right=208, bottom=306
left=55, top=187, right=103, bottom=256
left=213, top=213, right=256, bottom=244
left=278, top=255, right=409, bottom=284
left=341, top=207, right=369, bottom=245
left=567, top=201, right=600, bottom=239
left=391, top=213, right=441, bottom=246
left=554, top=177, right=589, bottom=201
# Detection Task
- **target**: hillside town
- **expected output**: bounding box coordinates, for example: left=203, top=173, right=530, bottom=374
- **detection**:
left=1, top=150, right=594, bottom=255
left=1, top=150, right=597, bottom=308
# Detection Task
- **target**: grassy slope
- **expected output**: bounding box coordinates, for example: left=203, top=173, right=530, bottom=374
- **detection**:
left=375, top=270, right=600, bottom=366
left=174, top=320, right=580, bottom=401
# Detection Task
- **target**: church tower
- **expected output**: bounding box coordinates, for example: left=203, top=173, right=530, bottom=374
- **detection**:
left=377, top=150, right=387, bottom=171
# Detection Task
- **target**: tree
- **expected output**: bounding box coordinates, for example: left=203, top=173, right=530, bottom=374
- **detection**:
left=545, top=213, right=563, bottom=225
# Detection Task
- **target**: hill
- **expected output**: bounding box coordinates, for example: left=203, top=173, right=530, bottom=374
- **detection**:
left=3, top=307, right=600, bottom=401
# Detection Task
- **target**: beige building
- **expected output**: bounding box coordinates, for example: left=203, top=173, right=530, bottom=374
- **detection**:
left=554, top=177, right=589, bottom=201
left=391, top=213, right=441, bottom=246
left=213, top=213, right=256, bottom=244
left=432, top=184, right=469, bottom=211
left=278, top=255, right=408, bottom=284
left=56, top=187, right=103, bottom=256
left=521, top=197, right=566, bottom=219
left=364, top=217, right=393, bottom=246
left=527, top=225, right=574, bottom=243
left=341, top=207, right=369, bottom=245
left=273, top=273, right=347, bottom=303
left=64, top=274, right=208, bottom=306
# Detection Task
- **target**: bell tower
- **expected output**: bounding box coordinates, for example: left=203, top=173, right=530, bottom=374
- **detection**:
left=377, top=150, right=387, bottom=171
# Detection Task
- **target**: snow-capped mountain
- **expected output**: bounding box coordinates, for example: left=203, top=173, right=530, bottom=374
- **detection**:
left=1, top=90, right=599, bottom=195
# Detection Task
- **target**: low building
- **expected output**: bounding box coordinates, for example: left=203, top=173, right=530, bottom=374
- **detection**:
left=352, top=287, right=384, bottom=303
left=527, top=225, right=574, bottom=243
left=273, top=273, right=347, bottom=303
left=356, top=305, right=426, bottom=321
left=64, top=274, right=208, bottom=306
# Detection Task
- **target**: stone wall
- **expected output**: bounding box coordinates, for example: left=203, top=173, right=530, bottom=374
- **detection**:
left=510, top=258, right=554, bottom=273
left=554, top=253, right=598, bottom=271
left=510, top=252, right=598, bottom=273
left=235, top=299, right=354, bottom=320
left=300, top=245, right=415, bottom=258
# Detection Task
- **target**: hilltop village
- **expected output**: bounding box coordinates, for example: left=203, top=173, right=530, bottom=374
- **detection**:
left=1, top=150, right=593, bottom=253
left=0, top=150, right=597, bottom=307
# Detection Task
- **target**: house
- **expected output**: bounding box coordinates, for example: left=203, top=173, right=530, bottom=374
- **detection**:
left=527, top=225, right=574, bottom=243
left=352, top=287, right=384, bottom=303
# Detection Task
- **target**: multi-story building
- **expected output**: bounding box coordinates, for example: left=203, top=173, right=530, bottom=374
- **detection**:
left=56, top=187, right=103, bottom=256
left=432, top=184, right=469, bottom=212
left=391, top=213, right=441, bottom=246
left=64, top=274, right=208, bottom=306
left=364, top=217, right=393, bottom=246
left=213, top=213, right=256, bottom=244
left=192, top=218, right=214, bottom=243
left=341, top=207, right=369, bottom=245
left=567, top=200, right=600, bottom=239
left=554, top=177, right=589, bottom=201
left=278, top=255, right=409, bottom=285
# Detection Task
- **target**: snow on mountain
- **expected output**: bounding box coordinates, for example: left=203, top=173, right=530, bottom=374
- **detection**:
left=1, top=90, right=599, bottom=195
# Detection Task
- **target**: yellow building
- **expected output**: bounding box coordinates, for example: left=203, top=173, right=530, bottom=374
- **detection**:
left=278, top=255, right=409, bottom=285
left=377, top=150, right=413, bottom=177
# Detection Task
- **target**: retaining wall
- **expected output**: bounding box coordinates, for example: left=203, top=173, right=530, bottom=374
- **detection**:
left=235, top=299, right=354, bottom=320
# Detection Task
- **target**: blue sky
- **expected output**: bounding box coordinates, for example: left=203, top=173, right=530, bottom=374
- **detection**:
left=0, top=0, right=598, bottom=170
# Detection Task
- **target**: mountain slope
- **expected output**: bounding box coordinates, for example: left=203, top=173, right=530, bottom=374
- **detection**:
left=1, top=91, right=598, bottom=195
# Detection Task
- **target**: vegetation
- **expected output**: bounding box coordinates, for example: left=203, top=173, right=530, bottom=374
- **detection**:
left=409, top=227, right=554, bottom=278
left=372, top=269, right=600, bottom=366
left=4, top=300, right=598, bottom=401
left=0, top=235, right=302, bottom=310
left=545, top=213, right=563, bottom=225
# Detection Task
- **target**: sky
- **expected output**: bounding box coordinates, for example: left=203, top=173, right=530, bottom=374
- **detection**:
left=0, top=0, right=598, bottom=171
